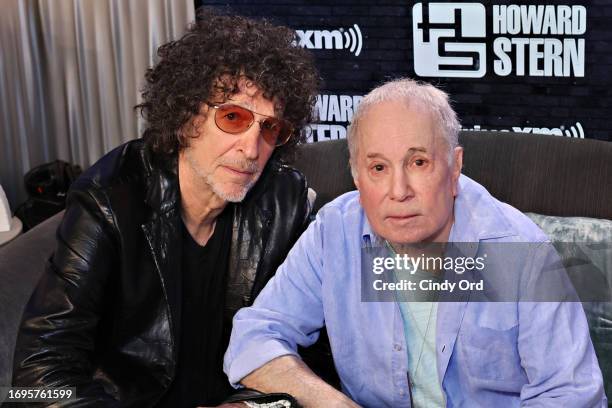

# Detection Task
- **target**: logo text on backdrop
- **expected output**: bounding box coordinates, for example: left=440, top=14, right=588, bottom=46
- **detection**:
left=296, top=24, right=363, bottom=56
left=413, top=3, right=586, bottom=78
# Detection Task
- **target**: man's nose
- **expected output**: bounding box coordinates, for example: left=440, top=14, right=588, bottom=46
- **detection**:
left=236, top=123, right=262, bottom=160
left=389, top=169, right=414, bottom=201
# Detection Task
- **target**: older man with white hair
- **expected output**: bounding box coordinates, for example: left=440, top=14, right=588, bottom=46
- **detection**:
left=224, top=78, right=606, bottom=407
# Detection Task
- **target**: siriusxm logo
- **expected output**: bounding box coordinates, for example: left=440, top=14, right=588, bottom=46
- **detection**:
left=296, top=25, right=363, bottom=56
left=464, top=122, right=586, bottom=138
left=513, top=122, right=585, bottom=138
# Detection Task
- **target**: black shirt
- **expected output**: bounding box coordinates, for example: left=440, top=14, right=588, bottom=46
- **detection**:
left=156, top=207, right=234, bottom=407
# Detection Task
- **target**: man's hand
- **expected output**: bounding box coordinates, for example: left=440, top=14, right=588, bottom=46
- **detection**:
left=241, top=355, right=361, bottom=408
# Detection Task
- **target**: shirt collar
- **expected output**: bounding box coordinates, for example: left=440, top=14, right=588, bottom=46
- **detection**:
left=450, top=174, right=515, bottom=242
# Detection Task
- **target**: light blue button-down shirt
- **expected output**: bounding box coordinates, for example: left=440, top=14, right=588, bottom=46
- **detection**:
left=224, top=175, right=606, bottom=407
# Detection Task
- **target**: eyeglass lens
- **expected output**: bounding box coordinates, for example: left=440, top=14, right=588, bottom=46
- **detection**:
left=213, top=104, right=291, bottom=146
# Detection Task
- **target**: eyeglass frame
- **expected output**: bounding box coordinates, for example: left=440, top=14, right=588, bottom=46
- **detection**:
left=205, top=102, right=294, bottom=147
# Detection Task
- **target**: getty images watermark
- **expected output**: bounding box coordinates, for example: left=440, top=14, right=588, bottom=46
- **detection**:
left=360, top=242, right=612, bottom=303
left=371, top=251, right=487, bottom=294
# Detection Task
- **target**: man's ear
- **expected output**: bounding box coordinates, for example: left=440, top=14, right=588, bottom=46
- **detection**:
left=451, top=146, right=463, bottom=196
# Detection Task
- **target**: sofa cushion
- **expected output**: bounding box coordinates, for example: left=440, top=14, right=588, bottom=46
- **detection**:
left=460, top=132, right=612, bottom=219
left=525, top=212, right=612, bottom=399
left=293, top=139, right=355, bottom=213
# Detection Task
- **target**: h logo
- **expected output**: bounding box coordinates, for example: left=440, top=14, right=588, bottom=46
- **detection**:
left=413, top=3, right=487, bottom=78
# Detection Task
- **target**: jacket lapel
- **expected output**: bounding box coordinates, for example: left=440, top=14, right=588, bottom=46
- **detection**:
left=142, top=213, right=182, bottom=344
left=141, top=154, right=183, bottom=351
left=224, top=192, right=271, bottom=319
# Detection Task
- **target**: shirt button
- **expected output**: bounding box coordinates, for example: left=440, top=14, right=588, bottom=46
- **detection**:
left=394, top=343, right=403, bottom=351
left=399, top=389, right=405, bottom=397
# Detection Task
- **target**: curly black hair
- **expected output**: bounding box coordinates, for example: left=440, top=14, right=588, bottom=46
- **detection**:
left=136, top=8, right=320, bottom=163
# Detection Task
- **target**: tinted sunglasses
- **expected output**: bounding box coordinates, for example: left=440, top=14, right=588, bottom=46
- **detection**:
left=206, top=102, right=294, bottom=147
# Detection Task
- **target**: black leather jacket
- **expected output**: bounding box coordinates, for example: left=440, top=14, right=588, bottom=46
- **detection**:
left=12, top=139, right=310, bottom=407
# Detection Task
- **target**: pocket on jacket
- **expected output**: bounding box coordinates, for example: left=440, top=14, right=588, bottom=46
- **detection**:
left=460, top=321, right=525, bottom=383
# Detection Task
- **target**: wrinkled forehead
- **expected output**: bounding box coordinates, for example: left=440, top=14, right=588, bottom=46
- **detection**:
left=357, top=101, right=445, bottom=155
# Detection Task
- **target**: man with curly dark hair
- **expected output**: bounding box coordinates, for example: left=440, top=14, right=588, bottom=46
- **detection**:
left=12, top=9, right=319, bottom=407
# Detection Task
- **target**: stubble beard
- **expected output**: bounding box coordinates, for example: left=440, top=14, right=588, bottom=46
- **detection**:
left=185, top=149, right=260, bottom=203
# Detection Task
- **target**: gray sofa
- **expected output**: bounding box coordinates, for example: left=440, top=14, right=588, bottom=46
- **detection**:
left=1, top=130, right=611, bottom=402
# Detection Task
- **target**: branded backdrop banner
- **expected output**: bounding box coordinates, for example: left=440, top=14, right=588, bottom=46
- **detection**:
left=196, top=0, right=611, bottom=143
